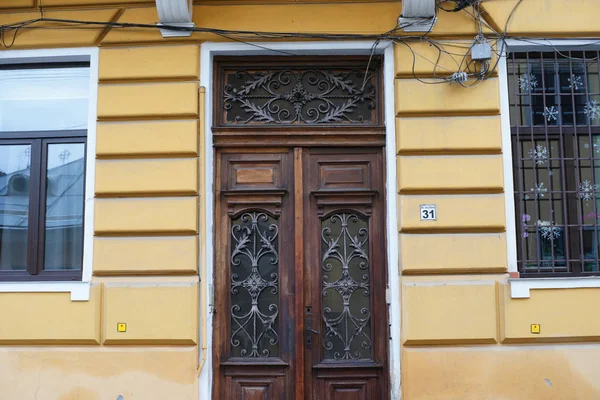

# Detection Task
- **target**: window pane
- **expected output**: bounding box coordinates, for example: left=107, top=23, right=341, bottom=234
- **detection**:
left=230, top=211, right=280, bottom=358
left=43, top=143, right=85, bottom=271
left=321, top=213, right=372, bottom=361
left=0, top=144, right=31, bottom=271
left=0, top=67, right=89, bottom=132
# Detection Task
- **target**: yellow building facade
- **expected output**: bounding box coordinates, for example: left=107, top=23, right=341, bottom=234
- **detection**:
left=0, top=0, right=599, bottom=399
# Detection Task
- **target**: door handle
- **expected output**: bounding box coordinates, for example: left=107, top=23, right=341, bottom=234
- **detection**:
left=305, top=327, right=318, bottom=349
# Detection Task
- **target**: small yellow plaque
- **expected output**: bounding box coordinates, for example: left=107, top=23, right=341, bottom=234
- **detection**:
left=117, top=323, right=127, bottom=332
left=530, top=324, right=541, bottom=334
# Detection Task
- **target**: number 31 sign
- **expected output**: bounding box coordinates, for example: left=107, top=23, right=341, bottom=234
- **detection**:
left=420, top=204, right=436, bottom=221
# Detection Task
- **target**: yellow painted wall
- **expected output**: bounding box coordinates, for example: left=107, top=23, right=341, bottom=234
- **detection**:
left=0, top=40, right=202, bottom=399
left=391, top=9, right=600, bottom=396
left=1, top=1, right=600, bottom=399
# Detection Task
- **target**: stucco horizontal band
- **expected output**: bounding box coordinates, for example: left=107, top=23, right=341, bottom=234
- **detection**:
left=96, top=120, right=199, bottom=157
left=94, top=197, right=198, bottom=235
left=482, top=0, right=600, bottom=37
left=95, top=158, right=198, bottom=196
left=399, top=194, right=506, bottom=232
left=402, top=280, right=499, bottom=345
left=396, top=116, right=502, bottom=155
left=0, top=285, right=101, bottom=344
left=93, top=236, right=198, bottom=275
left=503, top=284, right=600, bottom=343
left=0, top=9, right=118, bottom=47
left=397, top=155, right=504, bottom=194
left=100, top=4, right=484, bottom=45
left=99, top=45, right=200, bottom=82
left=395, top=78, right=500, bottom=117
left=102, top=283, right=198, bottom=345
left=400, top=233, right=507, bottom=274
left=97, top=82, right=199, bottom=119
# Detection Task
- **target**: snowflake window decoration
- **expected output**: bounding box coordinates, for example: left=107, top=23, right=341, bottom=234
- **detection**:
left=584, top=101, right=600, bottom=122
left=518, top=73, right=538, bottom=92
left=594, top=137, right=600, bottom=154
left=579, top=180, right=595, bottom=203
left=522, top=214, right=531, bottom=238
left=537, top=220, right=561, bottom=241
left=568, top=75, right=584, bottom=91
left=528, top=144, right=548, bottom=165
left=530, top=182, right=548, bottom=199
left=544, top=106, right=559, bottom=122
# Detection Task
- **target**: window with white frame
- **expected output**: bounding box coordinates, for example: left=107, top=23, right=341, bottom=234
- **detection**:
left=508, top=49, right=600, bottom=277
left=0, top=60, right=90, bottom=281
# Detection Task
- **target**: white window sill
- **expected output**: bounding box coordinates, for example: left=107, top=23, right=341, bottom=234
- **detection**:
left=510, top=276, right=600, bottom=299
left=0, top=281, right=90, bottom=301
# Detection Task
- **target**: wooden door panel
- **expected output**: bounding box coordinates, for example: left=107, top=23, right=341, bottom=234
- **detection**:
left=214, top=147, right=389, bottom=400
left=318, top=161, right=371, bottom=190
left=324, top=379, right=375, bottom=400
left=228, top=157, right=283, bottom=190
left=305, top=148, right=389, bottom=400
left=214, top=149, right=296, bottom=400
left=226, top=374, right=285, bottom=400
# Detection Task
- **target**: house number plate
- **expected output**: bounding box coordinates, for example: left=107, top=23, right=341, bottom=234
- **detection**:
left=420, top=204, right=437, bottom=221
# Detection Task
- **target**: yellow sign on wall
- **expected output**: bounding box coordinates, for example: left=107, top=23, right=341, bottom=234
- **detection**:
left=531, top=324, right=541, bottom=334
left=117, top=323, right=127, bottom=333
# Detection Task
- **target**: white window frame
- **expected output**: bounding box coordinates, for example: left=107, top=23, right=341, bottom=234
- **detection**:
left=0, top=47, right=98, bottom=301
left=200, top=40, right=401, bottom=400
left=500, top=39, right=600, bottom=298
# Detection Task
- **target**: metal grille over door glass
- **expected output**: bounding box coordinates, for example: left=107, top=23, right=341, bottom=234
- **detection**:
left=321, top=213, right=372, bottom=360
left=230, top=212, right=280, bottom=358
left=508, top=50, right=600, bottom=276
left=218, top=60, right=381, bottom=126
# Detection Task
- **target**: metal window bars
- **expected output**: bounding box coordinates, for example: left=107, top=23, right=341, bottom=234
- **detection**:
left=508, top=50, right=600, bottom=276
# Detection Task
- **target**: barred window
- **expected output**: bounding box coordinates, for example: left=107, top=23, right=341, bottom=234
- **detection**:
left=508, top=50, right=600, bottom=277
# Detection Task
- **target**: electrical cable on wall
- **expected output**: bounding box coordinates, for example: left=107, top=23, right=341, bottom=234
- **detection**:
left=0, top=0, right=594, bottom=87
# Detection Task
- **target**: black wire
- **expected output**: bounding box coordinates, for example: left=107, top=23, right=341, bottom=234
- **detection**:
left=0, top=0, right=548, bottom=88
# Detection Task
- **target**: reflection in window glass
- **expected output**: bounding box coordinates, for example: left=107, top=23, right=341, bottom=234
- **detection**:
left=43, top=143, right=85, bottom=271
left=0, top=144, right=31, bottom=271
left=0, top=67, right=89, bottom=132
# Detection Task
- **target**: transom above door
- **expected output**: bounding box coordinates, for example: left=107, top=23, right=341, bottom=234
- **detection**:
left=211, top=56, right=389, bottom=400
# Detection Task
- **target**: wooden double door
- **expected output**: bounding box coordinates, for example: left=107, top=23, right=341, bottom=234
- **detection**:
left=213, top=146, right=389, bottom=400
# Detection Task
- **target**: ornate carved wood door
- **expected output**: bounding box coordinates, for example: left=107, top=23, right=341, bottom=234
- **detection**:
left=213, top=147, right=388, bottom=400
left=212, top=56, right=388, bottom=400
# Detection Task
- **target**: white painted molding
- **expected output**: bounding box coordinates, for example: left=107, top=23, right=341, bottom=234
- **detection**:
left=0, top=282, right=91, bottom=301
left=510, top=277, right=600, bottom=298
left=497, top=41, right=518, bottom=274
left=155, top=0, right=195, bottom=38
left=505, top=38, right=600, bottom=51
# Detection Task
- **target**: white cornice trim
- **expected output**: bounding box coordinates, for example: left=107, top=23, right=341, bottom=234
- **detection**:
left=155, top=0, right=195, bottom=38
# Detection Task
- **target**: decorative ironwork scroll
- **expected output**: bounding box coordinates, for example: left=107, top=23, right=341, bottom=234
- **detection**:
left=221, top=65, right=379, bottom=125
left=230, top=212, right=280, bottom=358
left=321, top=213, right=372, bottom=360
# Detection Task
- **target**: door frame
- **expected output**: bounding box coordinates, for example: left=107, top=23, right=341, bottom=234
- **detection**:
left=199, top=40, right=401, bottom=400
